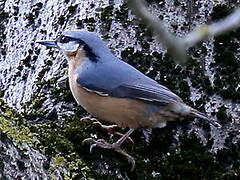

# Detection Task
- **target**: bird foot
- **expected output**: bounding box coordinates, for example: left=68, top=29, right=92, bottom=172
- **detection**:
left=80, top=116, right=134, bottom=144
left=81, top=117, right=116, bottom=133
left=93, top=121, right=118, bottom=134
left=82, top=137, right=136, bottom=171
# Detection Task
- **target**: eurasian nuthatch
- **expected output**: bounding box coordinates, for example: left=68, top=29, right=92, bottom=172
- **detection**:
left=37, top=30, right=221, bottom=171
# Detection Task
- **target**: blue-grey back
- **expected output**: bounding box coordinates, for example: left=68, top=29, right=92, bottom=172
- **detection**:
left=76, top=56, right=183, bottom=104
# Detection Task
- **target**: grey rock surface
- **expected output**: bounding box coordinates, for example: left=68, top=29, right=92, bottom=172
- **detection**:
left=0, top=0, right=239, bottom=179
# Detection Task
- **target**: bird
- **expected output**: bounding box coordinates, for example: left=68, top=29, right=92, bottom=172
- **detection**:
left=37, top=30, right=221, bottom=171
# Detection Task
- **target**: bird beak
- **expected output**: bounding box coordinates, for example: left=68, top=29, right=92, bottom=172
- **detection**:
left=36, top=40, right=58, bottom=48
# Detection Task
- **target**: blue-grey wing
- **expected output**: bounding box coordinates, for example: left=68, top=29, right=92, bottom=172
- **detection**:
left=109, top=83, right=182, bottom=104
left=76, top=58, right=183, bottom=104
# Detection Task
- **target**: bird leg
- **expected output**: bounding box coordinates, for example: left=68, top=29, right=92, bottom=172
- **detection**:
left=82, top=128, right=136, bottom=171
left=80, top=116, right=134, bottom=144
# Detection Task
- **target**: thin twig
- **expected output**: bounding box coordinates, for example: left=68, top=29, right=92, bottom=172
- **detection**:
left=128, top=0, right=187, bottom=64
left=128, top=0, right=240, bottom=63
left=184, top=7, right=240, bottom=47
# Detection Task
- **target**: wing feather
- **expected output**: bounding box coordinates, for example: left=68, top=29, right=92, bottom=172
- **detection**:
left=109, top=83, right=183, bottom=104
left=76, top=58, right=183, bottom=105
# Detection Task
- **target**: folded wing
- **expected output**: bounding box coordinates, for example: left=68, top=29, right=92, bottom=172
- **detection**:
left=76, top=58, right=183, bottom=105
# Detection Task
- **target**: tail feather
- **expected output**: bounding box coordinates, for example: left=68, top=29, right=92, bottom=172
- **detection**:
left=191, top=108, right=222, bottom=128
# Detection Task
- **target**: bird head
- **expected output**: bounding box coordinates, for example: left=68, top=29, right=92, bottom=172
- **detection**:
left=37, top=30, right=111, bottom=62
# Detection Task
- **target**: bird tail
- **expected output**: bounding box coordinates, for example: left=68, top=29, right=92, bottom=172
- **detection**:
left=190, top=108, right=222, bottom=128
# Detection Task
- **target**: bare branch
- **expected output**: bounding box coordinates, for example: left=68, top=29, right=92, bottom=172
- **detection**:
left=128, top=0, right=187, bottom=64
left=128, top=0, right=240, bottom=63
left=184, top=8, right=240, bottom=47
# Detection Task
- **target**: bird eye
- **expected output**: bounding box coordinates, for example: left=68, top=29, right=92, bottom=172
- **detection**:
left=59, top=36, right=71, bottom=43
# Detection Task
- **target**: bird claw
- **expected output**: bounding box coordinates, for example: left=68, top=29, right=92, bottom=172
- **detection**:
left=114, top=146, right=136, bottom=171
left=82, top=138, right=109, bottom=152
left=92, top=121, right=134, bottom=144
left=92, top=121, right=118, bottom=133
left=90, top=143, right=96, bottom=153
left=82, top=138, right=98, bottom=153
left=82, top=137, right=94, bottom=145
left=80, top=116, right=134, bottom=144
left=82, top=137, right=136, bottom=171
left=81, top=116, right=118, bottom=133
left=129, top=156, right=136, bottom=172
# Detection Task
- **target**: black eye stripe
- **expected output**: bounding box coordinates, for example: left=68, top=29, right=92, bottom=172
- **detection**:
left=59, top=36, right=72, bottom=43
left=58, top=35, right=87, bottom=46
left=58, top=35, right=99, bottom=61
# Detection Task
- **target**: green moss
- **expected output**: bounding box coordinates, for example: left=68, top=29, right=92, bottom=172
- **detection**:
left=115, top=2, right=129, bottom=27
left=126, top=131, right=240, bottom=179
left=152, top=51, right=162, bottom=59
left=210, top=5, right=240, bottom=100
left=35, top=2, right=43, bottom=10
left=216, top=106, right=229, bottom=124
left=0, top=159, right=4, bottom=171
left=142, top=42, right=150, bottom=51
left=32, top=97, right=46, bottom=109
left=54, top=154, right=67, bottom=167
left=215, top=141, right=240, bottom=179
left=76, top=17, right=96, bottom=31
left=146, top=0, right=165, bottom=5
left=76, top=19, right=84, bottom=28
left=212, top=32, right=240, bottom=100
left=68, top=5, right=77, bottom=14
left=0, top=117, right=39, bottom=147
left=1, top=91, right=240, bottom=178
left=0, top=98, right=95, bottom=178
left=0, top=10, right=8, bottom=21
left=220, top=87, right=240, bottom=100
left=45, top=59, right=53, bottom=66
left=179, top=80, right=190, bottom=97
left=139, top=23, right=147, bottom=31
left=26, top=13, right=35, bottom=24
left=25, top=2, right=43, bottom=25
left=127, top=50, right=152, bottom=73
left=0, top=99, right=39, bottom=148
left=171, top=23, right=178, bottom=31
left=0, top=9, right=8, bottom=45
left=17, top=160, right=26, bottom=171
left=194, top=98, right=205, bottom=111
left=43, top=160, right=51, bottom=170
left=99, top=5, right=114, bottom=31
left=213, top=74, right=223, bottom=90
left=0, top=90, right=3, bottom=98
left=58, top=15, right=65, bottom=25
left=214, top=44, right=238, bottom=67
left=173, top=0, right=180, bottom=6
left=202, top=75, right=214, bottom=94
left=121, top=47, right=135, bottom=59
left=100, top=5, right=114, bottom=21
left=211, top=4, right=231, bottom=21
